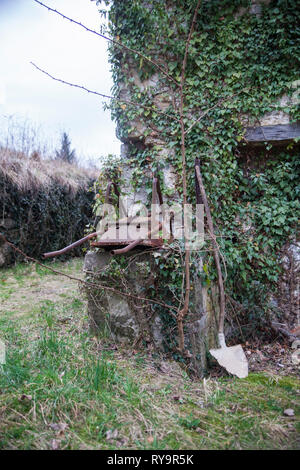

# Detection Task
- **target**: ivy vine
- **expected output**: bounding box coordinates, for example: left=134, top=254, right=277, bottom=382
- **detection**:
left=94, top=0, right=299, bottom=344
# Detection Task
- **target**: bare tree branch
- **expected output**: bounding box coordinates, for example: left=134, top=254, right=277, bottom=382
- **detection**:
left=185, top=98, right=225, bottom=135
left=30, top=62, right=181, bottom=123
left=33, top=0, right=178, bottom=86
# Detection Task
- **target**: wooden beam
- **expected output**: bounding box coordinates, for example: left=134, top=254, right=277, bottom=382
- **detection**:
left=244, top=122, right=300, bottom=144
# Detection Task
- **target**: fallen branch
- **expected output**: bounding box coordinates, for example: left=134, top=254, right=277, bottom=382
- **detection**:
left=271, top=322, right=297, bottom=341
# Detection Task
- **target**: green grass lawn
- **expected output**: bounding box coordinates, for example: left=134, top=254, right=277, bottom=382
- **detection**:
left=0, top=259, right=299, bottom=450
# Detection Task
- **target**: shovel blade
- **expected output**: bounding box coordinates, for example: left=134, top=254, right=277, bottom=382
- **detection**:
left=209, top=344, right=248, bottom=378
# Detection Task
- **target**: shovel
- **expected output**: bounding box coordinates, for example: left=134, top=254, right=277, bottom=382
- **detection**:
left=195, top=159, right=248, bottom=379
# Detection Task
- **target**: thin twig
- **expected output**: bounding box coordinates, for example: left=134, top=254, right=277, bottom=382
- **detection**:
left=33, top=0, right=178, bottom=85
left=185, top=98, right=225, bottom=135
left=30, top=62, right=181, bottom=123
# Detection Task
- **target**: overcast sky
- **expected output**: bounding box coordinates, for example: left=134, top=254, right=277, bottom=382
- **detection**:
left=0, top=0, right=120, bottom=163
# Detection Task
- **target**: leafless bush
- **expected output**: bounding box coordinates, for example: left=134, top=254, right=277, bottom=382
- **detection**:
left=0, top=114, right=53, bottom=158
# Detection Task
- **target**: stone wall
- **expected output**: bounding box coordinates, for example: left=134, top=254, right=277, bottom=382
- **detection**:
left=84, top=249, right=219, bottom=375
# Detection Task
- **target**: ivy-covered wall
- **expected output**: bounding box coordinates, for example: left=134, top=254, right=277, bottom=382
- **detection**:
left=96, top=0, right=299, bottom=343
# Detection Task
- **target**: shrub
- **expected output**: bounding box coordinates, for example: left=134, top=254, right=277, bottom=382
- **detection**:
left=0, top=148, right=97, bottom=265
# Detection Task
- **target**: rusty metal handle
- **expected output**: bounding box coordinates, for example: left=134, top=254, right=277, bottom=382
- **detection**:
left=111, top=238, right=142, bottom=255
left=43, top=232, right=98, bottom=258
left=43, top=175, right=164, bottom=259
left=111, top=222, right=162, bottom=255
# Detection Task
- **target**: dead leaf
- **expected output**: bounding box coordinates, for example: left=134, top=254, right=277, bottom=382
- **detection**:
left=106, top=429, right=118, bottom=440
left=172, top=395, right=184, bottom=403
left=283, top=408, right=295, bottom=417
left=50, top=439, right=60, bottom=450
left=58, top=317, right=71, bottom=323
left=19, top=394, right=32, bottom=401
left=183, top=349, right=192, bottom=358
left=196, top=427, right=205, bottom=434
left=49, top=422, right=68, bottom=436
left=115, top=439, right=125, bottom=447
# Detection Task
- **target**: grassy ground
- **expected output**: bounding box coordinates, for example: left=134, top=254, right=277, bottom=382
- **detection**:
left=0, top=259, right=299, bottom=450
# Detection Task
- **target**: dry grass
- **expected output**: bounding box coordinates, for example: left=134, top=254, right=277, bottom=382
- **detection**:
left=0, top=147, right=98, bottom=193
